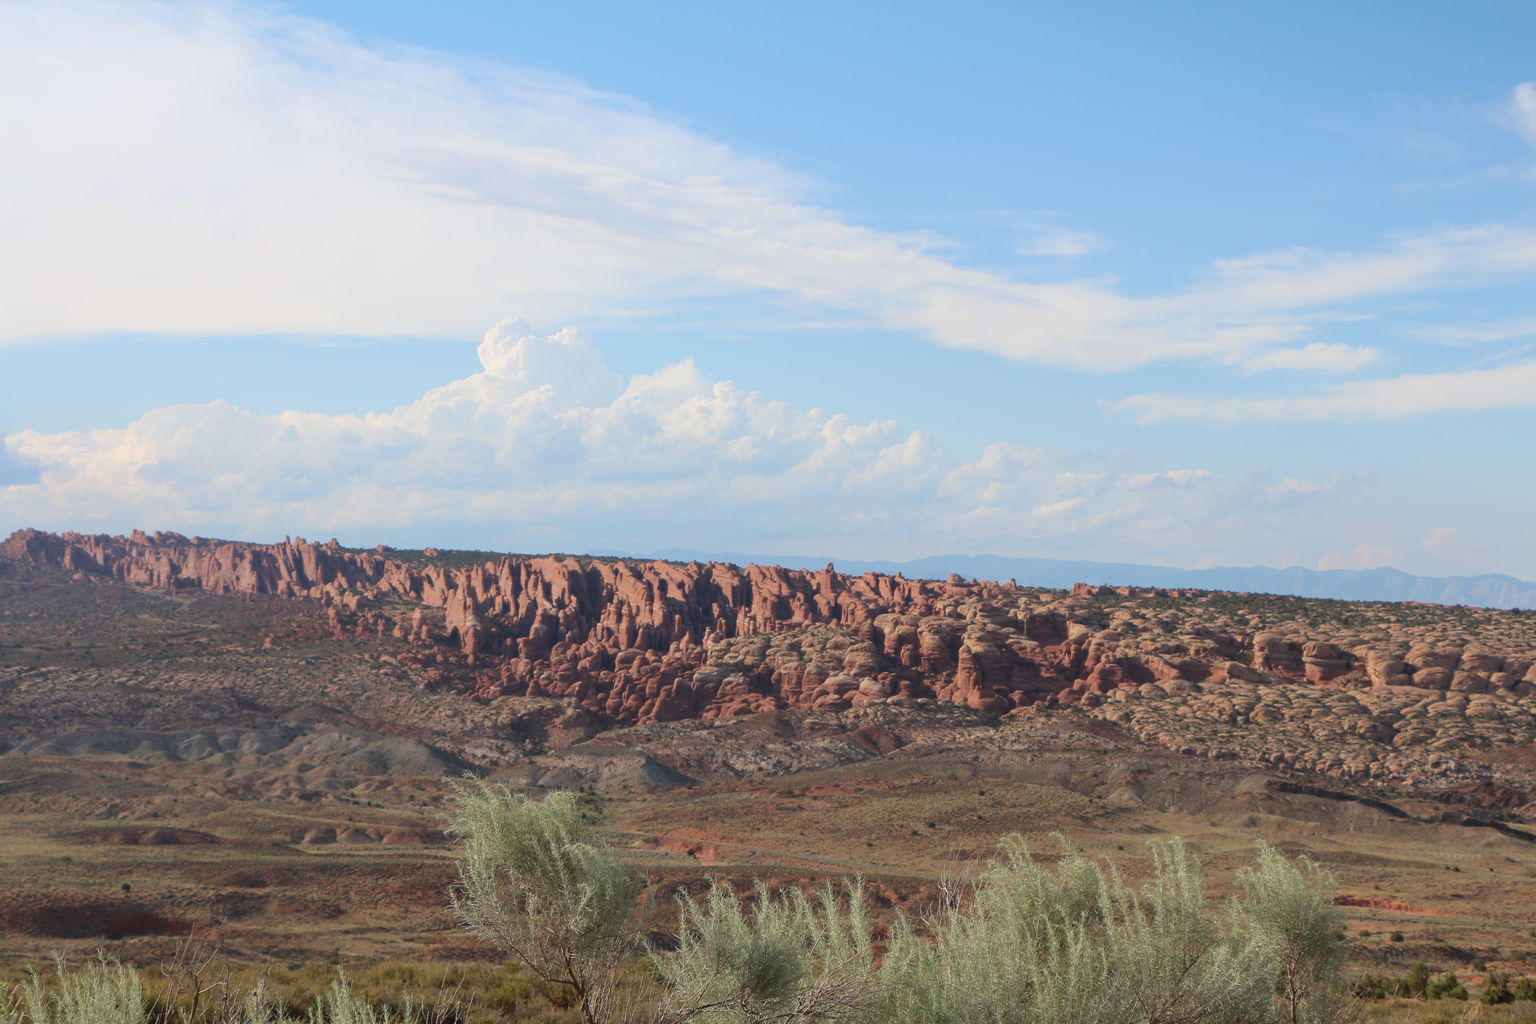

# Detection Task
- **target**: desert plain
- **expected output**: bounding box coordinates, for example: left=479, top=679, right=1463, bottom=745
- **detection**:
left=4, top=529, right=1536, bottom=1019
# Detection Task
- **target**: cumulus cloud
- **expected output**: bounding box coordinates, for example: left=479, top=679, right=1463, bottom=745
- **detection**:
left=6, top=0, right=1536, bottom=376
left=0, top=444, right=40, bottom=487
left=0, top=320, right=1344, bottom=559
left=1109, top=359, right=1536, bottom=424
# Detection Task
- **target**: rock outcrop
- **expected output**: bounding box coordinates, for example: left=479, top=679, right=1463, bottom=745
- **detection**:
left=8, top=529, right=1536, bottom=731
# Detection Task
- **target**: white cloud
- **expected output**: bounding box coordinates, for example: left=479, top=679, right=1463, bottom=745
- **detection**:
left=1424, top=526, right=1461, bottom=549
left=1411, top=314, right=1536, bottom=345
left=1192, top=226, right=1536, bottom=311
left=1317, top=544, right=1395, bottom=571
left=6, top=1, right=1536, bottom=377
left=1225, top=342, right=1381, bottom=373
left=1512, top=82, right=1536, bottom=144
left=1019, top=227, right=1103, bottom=258
left=1, top=319, right=1345, bottom=560
left=1109, top=359, right=1536, bottom=424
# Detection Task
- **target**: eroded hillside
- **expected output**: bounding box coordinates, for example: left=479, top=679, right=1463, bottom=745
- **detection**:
left=7, top=528, right=1536, bottom=971
left=8, top=530, right=1536, bottom=793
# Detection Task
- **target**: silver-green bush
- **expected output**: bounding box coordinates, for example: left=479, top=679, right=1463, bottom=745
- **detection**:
left=303, top=974, right=414, bottom=1024
left=446, top=781, right=641, bottom=1024
left=8, top=957, right=147, bottom=1024
left=870, top=837, right=1297, bottom=1024
left=445, top=789, right=1353, bottom=1024
left=654, top=881, right=878, bottom=1024
left=1235, top=844, right=1348, bottom=1024
left=8, top=790, right=1351, bottom=1024
left=2, top=966, right=433, bottom=1024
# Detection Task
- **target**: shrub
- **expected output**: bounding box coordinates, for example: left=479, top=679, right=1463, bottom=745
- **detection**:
left=442, top=790, right=1354, bottom=1024
left=1481, top=973, right=1514, bottom=1005
left=655, top=881, right=877, bottom=1024
left=10, top=956, right=146, bottom=1024
left=1426, top=973, right=1468, bottom=1000
left=857, top=838, right=1341, bottom=1024
left=445, top=781, right=640, bottom=1024
left=305, top=974, right=416, bottom=1024
left=1235, top=843, right=1345, bottom=1024
left=1389, top=931, right=1405, bottom=942
left=1513, top=978, right=1536, bottom=1001
left=1396, top=962, right=1431, bottom=999
left=2, top=963, right=471, bottom=1024
left=1352, top=975, right=1388, bottom=1000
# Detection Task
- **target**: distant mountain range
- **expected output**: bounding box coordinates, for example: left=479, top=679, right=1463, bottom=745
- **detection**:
left=646, top=549, right=1536, bottom=610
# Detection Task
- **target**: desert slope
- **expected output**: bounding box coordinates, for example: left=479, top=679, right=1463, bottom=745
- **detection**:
left=8, top=528, right=1536, bottom=969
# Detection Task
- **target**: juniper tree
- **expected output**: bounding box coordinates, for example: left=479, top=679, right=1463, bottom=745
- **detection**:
left=1395, top=963, right=1430, bottom=999
left=1426, top=973, right=1468, bottom=1000
left=1481, top=973, right=1514, bottom=1006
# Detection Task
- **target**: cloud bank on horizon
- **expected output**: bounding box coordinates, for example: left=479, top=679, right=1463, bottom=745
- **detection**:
left=0, top=319, right=1346, bottom=563
left=0, top=0, right=1533, bottom=578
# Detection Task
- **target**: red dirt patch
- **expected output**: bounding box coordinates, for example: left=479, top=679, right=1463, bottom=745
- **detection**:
left=66, top=826, right=220, bottom=846
left=0, top=894, right=195, bottom=938
left=1334, top=895, right=1437, bottom=915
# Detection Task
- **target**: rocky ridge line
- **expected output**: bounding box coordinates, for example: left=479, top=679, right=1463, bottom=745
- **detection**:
left=6, top=529, right=1536, bottom=733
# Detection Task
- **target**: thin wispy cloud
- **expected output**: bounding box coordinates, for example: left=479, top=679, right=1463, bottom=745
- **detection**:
left=1411, top=314, right=1536, bottom=345
left=5, top=0, right=1536, bottom=379
left=1110, top=359, right=1536, bottom=424
left=1223, top=342, right=1381, bottom=374
left=1511, top=81, right=1536, bottom=144
left=1019, top=226, right=1104, bottom=258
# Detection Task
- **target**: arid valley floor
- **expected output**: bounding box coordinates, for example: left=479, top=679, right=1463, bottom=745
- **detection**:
left=5, top=530, right=1536, bottom=1018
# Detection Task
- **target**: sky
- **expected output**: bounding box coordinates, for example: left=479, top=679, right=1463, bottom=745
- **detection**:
left=2, top=0, right=1535, bottom=578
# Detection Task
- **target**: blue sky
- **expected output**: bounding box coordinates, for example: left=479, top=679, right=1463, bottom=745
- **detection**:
left=2, top=0, right=1535, bottom=578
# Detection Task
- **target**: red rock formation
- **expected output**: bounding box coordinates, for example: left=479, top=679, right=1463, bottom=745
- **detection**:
left=12, top=529, right=1516, bottom=726
left=3, top=529, right=1020, bottom=722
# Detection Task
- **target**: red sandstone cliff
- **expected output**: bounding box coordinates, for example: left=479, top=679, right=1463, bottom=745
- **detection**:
left=2, top=529, right=1035, bottom=721
left=9, top=529, right=1532, bottom=726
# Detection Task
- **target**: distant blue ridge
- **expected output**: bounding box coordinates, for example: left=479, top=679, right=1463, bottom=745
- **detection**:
left=627, top=549, right=1536, bottom=610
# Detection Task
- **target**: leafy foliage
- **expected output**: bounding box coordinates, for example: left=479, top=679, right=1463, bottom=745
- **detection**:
left=1425, top=973, right=1468, bottom=1001
left=0, top=962, right=448, bottom=1024
left=1395, top=964, right=1431, bottom=1000
left=1481, top=974, right=1515, bottom=1006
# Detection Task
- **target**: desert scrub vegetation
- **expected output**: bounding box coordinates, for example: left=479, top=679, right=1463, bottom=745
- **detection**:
left=0, top=784, right=1408, bottom=1023
left=1363, top=1003, right=1536, bottom=1024
left=446, top=781, right=1359, bottom=1024
left=447, top=785, right=647, bottom=1024
left=0, top=957, right=585, bottom=1024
